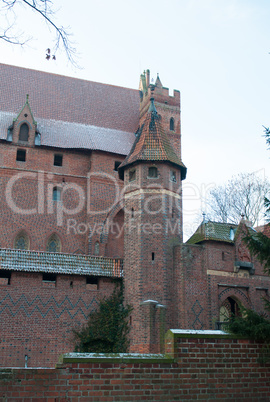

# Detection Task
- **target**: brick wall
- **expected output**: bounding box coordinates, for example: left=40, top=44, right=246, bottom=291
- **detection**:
left=0, top=331, right=269, bottom=401
left=175, top=242, right=270, bottom=331
left=0, top=272, right=116, bottom=368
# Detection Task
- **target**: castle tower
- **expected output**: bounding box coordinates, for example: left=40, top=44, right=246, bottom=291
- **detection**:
left=118, top=90, right=186, bottom=353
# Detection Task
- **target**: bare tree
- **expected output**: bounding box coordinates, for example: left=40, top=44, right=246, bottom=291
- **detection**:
left=0, top=0, right=77, bottom=65
left=206, top=173, right=270, bottom=226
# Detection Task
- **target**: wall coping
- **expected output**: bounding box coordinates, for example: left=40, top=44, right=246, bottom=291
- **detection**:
left=167, top=329, right=243, bottom=339
left=58, top=353, right=174, bottom=365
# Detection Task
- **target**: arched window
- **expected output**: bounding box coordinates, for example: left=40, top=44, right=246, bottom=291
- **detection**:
left=53, top=187, right=61, bottom=201
left=170, top=117, right=174, bottom=131
left=219, top=297, right=241, bottom=322
left=14, top=231, right=29, bottom=250
left=148, top=166, right=158, bottom=178
left=94, top=241, right=100, bottom=256
left=19, top=123, right=29, bottom=142
left=46, top=234, right=61, bottom=253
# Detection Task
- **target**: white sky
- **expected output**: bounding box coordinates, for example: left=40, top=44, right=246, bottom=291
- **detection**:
left=1, top=0, right=270, bottom=238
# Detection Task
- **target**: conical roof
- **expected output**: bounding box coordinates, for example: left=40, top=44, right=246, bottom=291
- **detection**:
left=118, top=98, right=186, bottom=180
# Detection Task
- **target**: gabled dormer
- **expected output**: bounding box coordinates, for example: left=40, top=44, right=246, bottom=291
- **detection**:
left=8, top=95, right=39, bottom=146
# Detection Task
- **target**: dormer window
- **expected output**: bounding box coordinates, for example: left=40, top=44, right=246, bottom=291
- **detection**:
left=148, top=166, right=158, bottom=178
left=170, top=118, right=175, bottom=131
left=230, top=227, right=235, bottom=241
left=19, top=123, right=29, bottom=142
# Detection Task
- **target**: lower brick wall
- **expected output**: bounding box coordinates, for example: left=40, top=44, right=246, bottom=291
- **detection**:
left=0, top=331, right=270, bottom=401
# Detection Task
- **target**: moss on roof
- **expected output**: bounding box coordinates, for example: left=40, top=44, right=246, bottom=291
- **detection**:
left=186, top=221, right=238, bottom=244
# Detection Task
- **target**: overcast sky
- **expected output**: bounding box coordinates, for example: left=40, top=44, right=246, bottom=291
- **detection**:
left=1, top=0, right=270, bottom=238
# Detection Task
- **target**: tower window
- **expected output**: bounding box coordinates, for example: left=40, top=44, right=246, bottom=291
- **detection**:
left=19, top=123, right=29, bottom=142
left=54, top=154, right=63, bottom=166
left=53, top=187, right=61, bottom=201
left=170, top=118, right=175, bottom=131
left=152, top=252, right=155, bottom=261
left=16, top=149, right=26, bottom=162
left=131, top=207, right=134, bottom=218
left=148, top=166, right=158, bottom=178
left=114, top=161, right=121, bottom=171
left=129, top=169, right=136, bottom=182
left=170, top=170, right=177, bottom=183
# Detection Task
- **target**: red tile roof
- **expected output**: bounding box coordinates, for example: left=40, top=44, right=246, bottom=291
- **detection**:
left=118, top=99, right=186, bottom=178
left=0, top=63, right=140, bottom=133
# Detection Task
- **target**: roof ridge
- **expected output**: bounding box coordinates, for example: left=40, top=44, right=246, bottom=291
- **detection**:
left=0, top=63, right=139, bottom=93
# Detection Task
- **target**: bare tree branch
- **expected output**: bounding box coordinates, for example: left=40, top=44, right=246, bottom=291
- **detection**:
left=206, top=173, right=270, bottom=226
left=0, top=0, right=79, bottom=66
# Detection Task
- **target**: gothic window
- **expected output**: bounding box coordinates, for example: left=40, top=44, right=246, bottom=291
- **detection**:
left=148, top=166, right=158, bottom=178
left=129, top=169, right=136, bottom=182
left=14, top=232, right=29, bottom=250
left=170, top=117, right=175, bottom=131
left=46, top=234, right=61, bottom=253
left=94, top=241, right=100, bottom=255
left=19, top=123, right=29, bottom=142
left=16, top=149, right=26, bottom=162
left=53, top=187, right=61, bottom=201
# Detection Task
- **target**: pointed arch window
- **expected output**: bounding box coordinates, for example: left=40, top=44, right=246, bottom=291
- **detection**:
left=46, top=234, right=61, bottom=253
left=14, top=231, right=29, bottom=250
left=19, top=123, right=29, bottom=142
left=170, top=118, right=175, bottom=131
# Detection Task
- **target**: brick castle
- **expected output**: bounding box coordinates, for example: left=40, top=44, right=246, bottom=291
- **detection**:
left=0, top=64, right=269, bottom=367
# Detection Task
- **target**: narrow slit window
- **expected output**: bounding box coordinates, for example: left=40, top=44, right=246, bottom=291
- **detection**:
left=152, top=252, right=155, bottom=261
left=16, top=149, right=26, bottom=162
left=94, top=241, right=100, bottom=255
left=170, top=118, right=175, bottom=131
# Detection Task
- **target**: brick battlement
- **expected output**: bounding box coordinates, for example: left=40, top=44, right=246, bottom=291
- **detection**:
left=0, top=248, right=123, bottom=277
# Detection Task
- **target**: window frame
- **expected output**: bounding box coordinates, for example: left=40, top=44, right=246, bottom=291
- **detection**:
left=54, top=154, right=63, bottom=167
left=16, top=148, right=26, bottom=162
